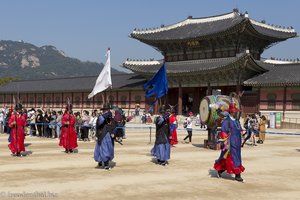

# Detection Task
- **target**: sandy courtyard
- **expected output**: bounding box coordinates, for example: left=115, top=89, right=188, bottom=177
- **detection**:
left=0, top=127, right=299, bottom=200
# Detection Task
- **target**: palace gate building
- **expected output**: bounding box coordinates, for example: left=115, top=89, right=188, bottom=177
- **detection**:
left=123, top=9, right=300, bottom=120
left=1, top=9, right=300, bottom=125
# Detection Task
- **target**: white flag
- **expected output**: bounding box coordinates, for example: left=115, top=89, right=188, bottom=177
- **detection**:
left=88, top=48, right=112, bottom=99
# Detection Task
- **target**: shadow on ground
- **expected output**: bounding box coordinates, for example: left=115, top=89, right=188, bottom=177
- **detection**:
left=22, top=151, right=33, bottom=157
left=192, top=143, right=204, bottom=148
left=208, top=169, right=235, bottom=181
left=25, top=143, right=31, bottom=147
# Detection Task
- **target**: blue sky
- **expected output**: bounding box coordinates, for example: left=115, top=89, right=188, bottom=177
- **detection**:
left=1, top=0, right=299, bottom=72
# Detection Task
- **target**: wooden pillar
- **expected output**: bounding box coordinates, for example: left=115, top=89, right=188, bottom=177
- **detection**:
left=81, top=92, right=84, bottom=111
left=236, top=80, right=241, bottom=95
left=257, top=87, right=261, bottom=113
left=10, top=94, right=12, bottom=108
left=283, top=86, right=287, bottom=120
left=26, top=93, right=29, bottom=108
left=61, top=93, right=64, bottom=110
left=178, top=83, right=183, bottom=115
left=34, top=93, right=37, bottom=108
left=43, top=93, right=45, bottom=108
left=206, top=82, right=212, bottom=95
left=116, top=91, right=119, bottom=107
left=128, top=91, right=131, bottom=116
left=92, top=94, right=95, bottom=109
left=52, top=93, right=54, bottom=109
left=154, top=101, right=159, bottom=114
left=193, top=87, right=200, bottom=114
left=71, top=93, right=74, bottom=109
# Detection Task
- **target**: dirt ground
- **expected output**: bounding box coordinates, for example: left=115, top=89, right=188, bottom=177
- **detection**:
left=0, top=128, right=299, bottom=200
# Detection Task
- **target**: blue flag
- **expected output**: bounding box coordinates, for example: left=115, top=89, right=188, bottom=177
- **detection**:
left=143, top=63, right=168, bottom=101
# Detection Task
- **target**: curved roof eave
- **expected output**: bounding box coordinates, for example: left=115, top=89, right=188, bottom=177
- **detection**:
left=130, top=11, right=297, bottom=42
left=123, top=53, right=267, bottom=75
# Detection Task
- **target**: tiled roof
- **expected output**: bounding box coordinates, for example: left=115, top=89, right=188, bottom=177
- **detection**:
left=123, top=53, right=266, bottom=75
left=244, top=62, right=300, bottom=86
left=130, top=10, right=296, bottom=41
left=0, top=74, right=146, bottom=93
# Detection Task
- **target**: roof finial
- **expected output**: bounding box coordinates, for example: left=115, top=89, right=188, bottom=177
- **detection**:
left=233, top=8, right=239, bottom=13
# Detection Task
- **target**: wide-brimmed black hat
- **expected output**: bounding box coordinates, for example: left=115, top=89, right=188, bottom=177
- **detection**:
left=159, top=105, right=166, bottom=114
left=15, top=103, right=23, bottom=110
left=101, top=103, right=112, bottom=110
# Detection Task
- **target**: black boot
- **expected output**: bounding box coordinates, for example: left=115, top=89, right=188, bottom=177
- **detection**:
left=104, top=161, right=111, bottom=170
left=69, top=149, right=73, bottom=153
left=235, top=174, right=244, bottom=182
left=97, top=162, right=103, bottom=168
left=65, top=149, right=69, bottom=153
left=157, top=159, right=162, bottom=165
left=161, top=161, right=168, bottom=166
left=16, top=152, right=21, bottom=157
left=217, top=170, right=225, bottom=178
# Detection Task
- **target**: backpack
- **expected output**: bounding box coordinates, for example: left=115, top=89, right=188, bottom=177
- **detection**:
left=183, top=118, right=188, bottom=128
left=243, top=118, right=249, bottom=129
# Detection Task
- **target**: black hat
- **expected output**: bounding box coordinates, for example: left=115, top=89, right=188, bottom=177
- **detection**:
left=101, top=103, right=112, bottom=110
left=15, top=103, right=23, bottom=110
left=159, top=105, right=166, bottom=114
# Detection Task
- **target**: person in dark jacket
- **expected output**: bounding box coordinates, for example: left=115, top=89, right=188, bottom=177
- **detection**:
left=151, top=105, right=171, bottom=166
left=94, top=103, right=115, bottom=170
left=36, top=109, right=43, bottom=137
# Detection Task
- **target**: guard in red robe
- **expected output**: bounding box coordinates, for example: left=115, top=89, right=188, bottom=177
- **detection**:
left=168, top=107, right=178, bottom=146
left=59, top=104, right=78, bottom=153
left=8, top=103, right=26, bottom=157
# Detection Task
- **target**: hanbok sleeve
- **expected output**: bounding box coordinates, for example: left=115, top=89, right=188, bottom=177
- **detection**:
left=221, top=118, right=230, bottom=133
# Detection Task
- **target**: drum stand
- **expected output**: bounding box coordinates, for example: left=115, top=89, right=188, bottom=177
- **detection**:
left=204, top=127, right=221, bottom=150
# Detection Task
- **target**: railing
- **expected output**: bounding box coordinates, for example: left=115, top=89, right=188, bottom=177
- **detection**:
left=0, top=122, right=207, bottom=144
left=281, top=117, right=300, bottom=129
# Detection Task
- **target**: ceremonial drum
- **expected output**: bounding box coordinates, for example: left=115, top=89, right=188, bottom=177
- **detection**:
left=199, top=95, right=240, bottom=128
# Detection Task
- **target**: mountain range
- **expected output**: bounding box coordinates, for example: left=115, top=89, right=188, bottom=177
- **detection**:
left=0, top=40, right=123, bottom=80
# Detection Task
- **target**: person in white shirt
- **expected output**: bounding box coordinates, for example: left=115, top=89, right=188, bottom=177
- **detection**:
left=182, top=112, right=193, bottom=144
left=89, top=111, right=98, bottom=140
left=81, top=110, right=91, bottom=141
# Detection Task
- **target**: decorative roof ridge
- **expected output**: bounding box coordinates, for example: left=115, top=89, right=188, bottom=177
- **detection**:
left=124, top=53, right=246, bottom=66
left=124, top=59, right=162, bottom=66
left=168, top=53, right=245, bottom=65
left=264, top=58, right=300, bottom=64
left=250, top=19, right=296, bottom=33
left=4, top=74, right=134, bottom=83
left=131, top=12, right=238, bottom=35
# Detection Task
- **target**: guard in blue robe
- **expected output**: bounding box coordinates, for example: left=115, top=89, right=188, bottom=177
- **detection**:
left=151, top=105, right=171, bottom=166
left=94, top=104, right=115, bottom=170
